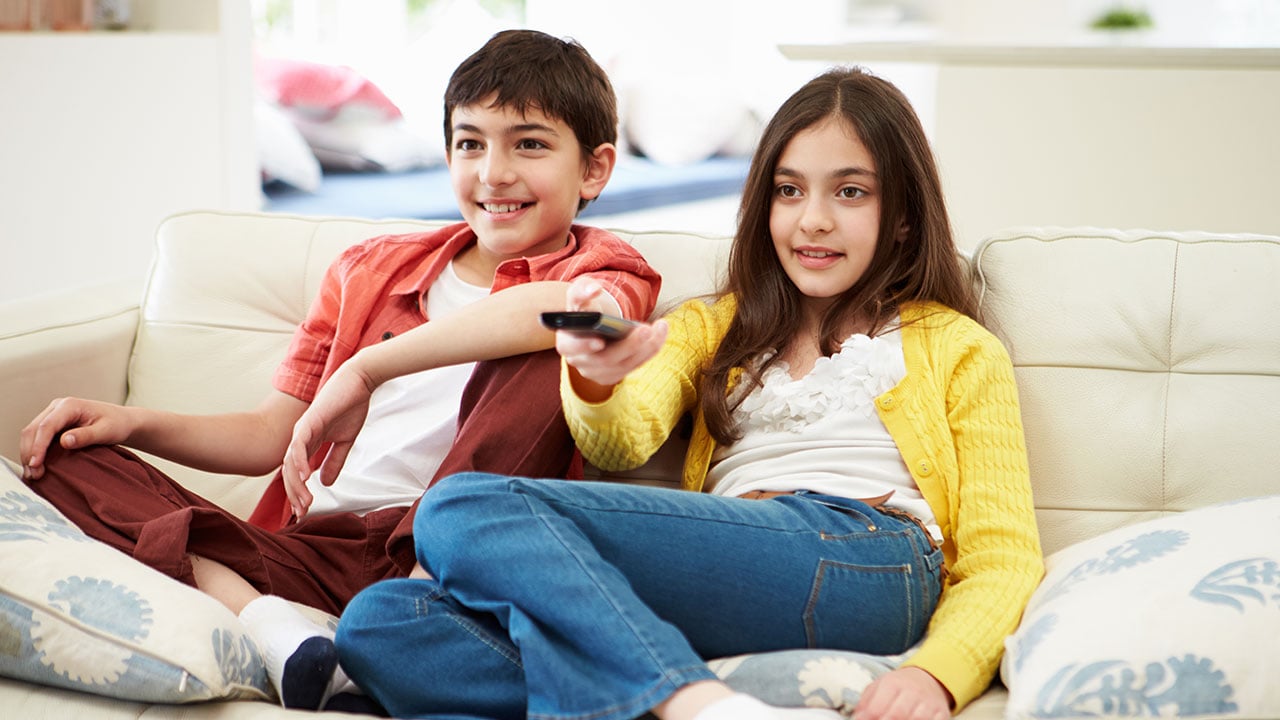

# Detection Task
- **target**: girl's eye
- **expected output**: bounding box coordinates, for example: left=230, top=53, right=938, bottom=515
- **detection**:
left=838, top=186, right=867, bottom=200
left=775, top=184, right=801, bottom=198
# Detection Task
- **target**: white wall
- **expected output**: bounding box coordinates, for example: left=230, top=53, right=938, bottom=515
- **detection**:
left=934, top=63, right=1280, bottom=248
left=0, top=1, right=257, bottom=306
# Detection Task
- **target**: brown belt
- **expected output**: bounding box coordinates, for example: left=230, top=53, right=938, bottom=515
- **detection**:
left=739, top=490, right=893, bottom=508
left=741, top=490, right=941, bottom=559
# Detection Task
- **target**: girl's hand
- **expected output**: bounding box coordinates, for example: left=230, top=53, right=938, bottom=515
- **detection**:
left=19, top=397, right=136, bottom=481
left=281, top=362, right=376, bottom=518
left=556, top=278, right=667, bottom=391
left=854, top=666, right=952, bottom=720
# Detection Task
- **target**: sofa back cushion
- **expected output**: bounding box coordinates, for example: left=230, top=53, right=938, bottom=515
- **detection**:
left=131, top=213, right=1280, bottom=558
left=125, top=211, right=730, bottom=517
left=972, top=227, right=1280, bottom=556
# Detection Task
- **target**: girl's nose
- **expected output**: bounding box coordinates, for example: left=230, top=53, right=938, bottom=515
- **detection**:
left=799, top=199, right=834, bottom=235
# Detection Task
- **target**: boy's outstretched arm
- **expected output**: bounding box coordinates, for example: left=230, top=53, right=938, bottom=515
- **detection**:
left=365, top=280, right=608, bottom=382
left=280, top=280, right=615, bottom=516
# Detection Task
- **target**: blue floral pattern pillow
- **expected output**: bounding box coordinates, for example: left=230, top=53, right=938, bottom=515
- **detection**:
left=710, top=648, right=906, bottom=715
left=1002, top=495, right=1280, bottom=719
left=0, top=460, right=274, bottom=703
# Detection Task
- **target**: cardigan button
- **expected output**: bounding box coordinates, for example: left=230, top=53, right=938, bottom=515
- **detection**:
left=916, top=459, right=933, bottom=477
left=878, top=395, right=896, bottom=410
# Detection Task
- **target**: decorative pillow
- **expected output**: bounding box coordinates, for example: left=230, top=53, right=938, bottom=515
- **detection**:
left=711, top=648, right=906, bottom=715
left=291, top=110, right=440, bottom=173
left=1002, top=495, right=1280, bottom=719
left=0, top=459, right=274, bottom=703
left=615, top=59, right=760, bottom=167
left=256, top=56, right=441, bottom=173
left=255, top=99, right=322, bottom=192
left=255, top=57, right=402, bottom=123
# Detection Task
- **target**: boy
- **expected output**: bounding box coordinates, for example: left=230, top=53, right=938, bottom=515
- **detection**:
left=18, top=29, right=659, bottom=711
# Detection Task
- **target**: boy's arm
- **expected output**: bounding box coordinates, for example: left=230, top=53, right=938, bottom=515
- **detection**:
left=356, top=280, right=601, bottom=386
left=20, top=390, right=307, bottom=481
left=280, top=280, right=615, bottom=515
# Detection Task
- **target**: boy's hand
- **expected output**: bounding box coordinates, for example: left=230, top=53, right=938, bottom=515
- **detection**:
left=556, top=278, right=667, bottom=392
left=19, top=397, right=135, bottom=481
left=282, top=363, right=376, bottom=518
left=854, top=666, right=952, bottom=720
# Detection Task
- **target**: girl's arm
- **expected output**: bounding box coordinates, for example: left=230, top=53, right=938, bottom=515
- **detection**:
left=899, top=323, right=1045, bottom=711
left=559, top=290, right=732, bottom=473
left=556, top=279, right=669, bottom=402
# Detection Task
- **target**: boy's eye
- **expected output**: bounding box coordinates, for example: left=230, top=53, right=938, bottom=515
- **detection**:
left=518, top=138, right=548, bottom=151
left=455, top=139, right=482, bottom=152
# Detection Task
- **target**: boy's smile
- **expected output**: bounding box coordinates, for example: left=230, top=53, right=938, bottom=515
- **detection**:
left=448, top=97, right=613, bottom=284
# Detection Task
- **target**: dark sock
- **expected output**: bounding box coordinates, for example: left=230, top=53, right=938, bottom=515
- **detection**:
left=280, top=636, right=339, bottom=710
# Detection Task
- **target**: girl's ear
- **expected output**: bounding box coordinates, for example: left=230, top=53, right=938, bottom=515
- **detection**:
left=896, top=221, right=911, bottom=243
left=581, top=143, right=617, bottom=201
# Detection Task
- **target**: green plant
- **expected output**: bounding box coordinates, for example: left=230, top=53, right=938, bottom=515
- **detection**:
left=1091, top=6, right=1154, bottom=30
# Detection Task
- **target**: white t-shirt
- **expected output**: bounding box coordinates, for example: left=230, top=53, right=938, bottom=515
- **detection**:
left=305, top=261, right=490, bottom=516
left=707, top=328, right=941, bottom=542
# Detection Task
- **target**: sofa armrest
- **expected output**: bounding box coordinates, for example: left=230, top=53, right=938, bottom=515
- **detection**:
left=0, top=280, right=140, bottom=463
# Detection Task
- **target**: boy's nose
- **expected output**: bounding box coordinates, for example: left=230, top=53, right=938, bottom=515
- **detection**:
left=480, top=152, right=516, bottom=187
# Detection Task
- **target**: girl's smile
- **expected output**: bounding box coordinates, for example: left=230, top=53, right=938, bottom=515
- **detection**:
left=793, top=245, right=846, bottom=270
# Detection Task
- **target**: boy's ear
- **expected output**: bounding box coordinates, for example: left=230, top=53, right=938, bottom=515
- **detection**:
left=580, top=143, right=617, bottom=201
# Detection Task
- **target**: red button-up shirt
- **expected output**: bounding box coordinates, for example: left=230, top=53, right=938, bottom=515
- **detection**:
left=249, top=222, right=661, bottom=529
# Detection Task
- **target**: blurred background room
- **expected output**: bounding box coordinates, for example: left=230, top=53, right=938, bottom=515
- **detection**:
left=2, top=0, right=1278, bottom=305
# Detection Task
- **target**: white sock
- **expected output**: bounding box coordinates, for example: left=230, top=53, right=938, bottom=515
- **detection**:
left=692, top=693, right=846, bottom=720
left=238, top=595, right=356, bottom=709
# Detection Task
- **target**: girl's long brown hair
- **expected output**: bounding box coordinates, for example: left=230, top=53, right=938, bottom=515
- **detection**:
left=701, top=67, right=979, bottom=444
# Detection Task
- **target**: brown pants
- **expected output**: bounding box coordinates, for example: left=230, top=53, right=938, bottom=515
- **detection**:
left=28, top=350, right=579, bottom=616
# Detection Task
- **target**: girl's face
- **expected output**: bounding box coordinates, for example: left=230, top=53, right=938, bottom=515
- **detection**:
left=769, top=117, right=882, bottom=317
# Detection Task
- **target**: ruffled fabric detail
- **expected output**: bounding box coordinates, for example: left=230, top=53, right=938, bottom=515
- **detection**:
left=735, top=333, right=905, bottom=434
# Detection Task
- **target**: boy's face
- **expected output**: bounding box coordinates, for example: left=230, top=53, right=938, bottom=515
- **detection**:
left=448, top=97, right=613, bottom=268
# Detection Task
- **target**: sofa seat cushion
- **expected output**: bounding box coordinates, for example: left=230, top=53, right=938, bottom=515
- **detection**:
left=1002, top=494, right=1280, bottom=718
left=0, top=459, right=276, bottom=704
left=711, top=648, right=908, bottom=715
left=1, top=456, right=905, bottom=711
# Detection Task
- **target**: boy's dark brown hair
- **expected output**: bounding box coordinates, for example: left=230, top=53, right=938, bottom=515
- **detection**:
left=444, top=30, right=617, bottom=210
left=702, top=66, right=979, bottom=444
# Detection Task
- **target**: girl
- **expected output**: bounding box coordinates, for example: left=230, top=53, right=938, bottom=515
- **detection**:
left=335, top=67, right=1044, bottom=720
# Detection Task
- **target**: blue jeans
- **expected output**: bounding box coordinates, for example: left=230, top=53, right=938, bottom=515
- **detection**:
left=336, top=473, right=944, bottom=720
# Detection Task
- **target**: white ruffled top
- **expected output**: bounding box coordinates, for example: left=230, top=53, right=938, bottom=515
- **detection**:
left=708, top=326, right=941, bottom=540
left=736, top=332, right=905, bottom=435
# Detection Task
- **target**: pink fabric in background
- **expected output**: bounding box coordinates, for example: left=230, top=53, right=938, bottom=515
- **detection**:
left=255, top=56, right=404, bottom=121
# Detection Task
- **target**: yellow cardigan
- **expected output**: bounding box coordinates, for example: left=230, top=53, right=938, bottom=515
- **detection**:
left=562, top=295, right=1045, bottom=711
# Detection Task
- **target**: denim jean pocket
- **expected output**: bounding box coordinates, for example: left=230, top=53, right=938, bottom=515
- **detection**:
left=803, top=558, right=923, bottom=654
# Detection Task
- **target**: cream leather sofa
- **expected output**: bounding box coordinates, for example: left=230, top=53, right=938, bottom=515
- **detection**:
left=1, top=210, right=1276, bottom=720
